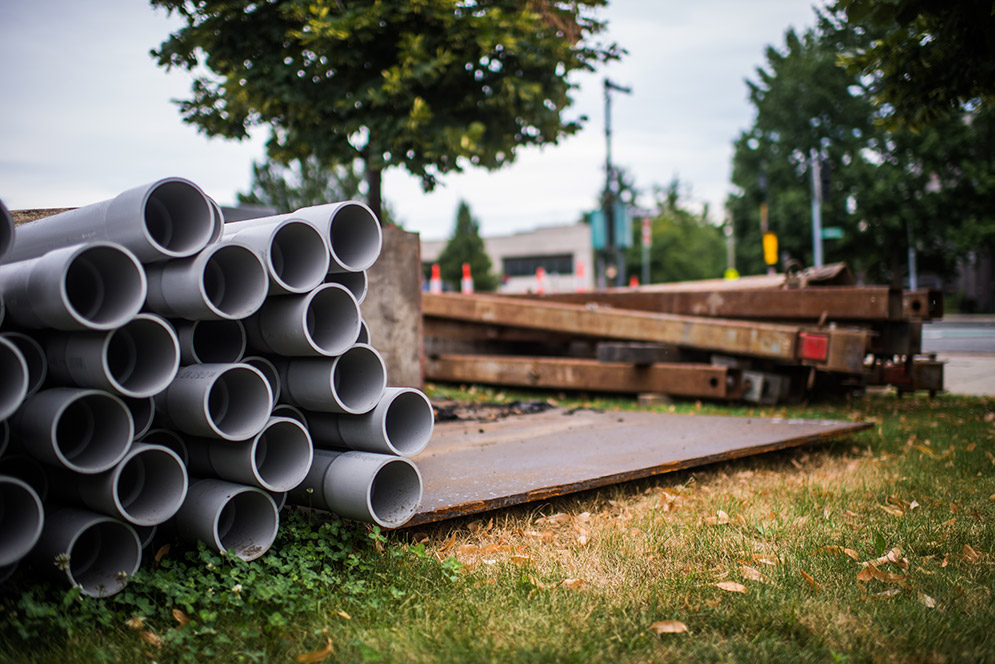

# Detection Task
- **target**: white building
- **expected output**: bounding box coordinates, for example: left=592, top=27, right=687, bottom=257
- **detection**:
left=421, top=223, right=595, bottom=293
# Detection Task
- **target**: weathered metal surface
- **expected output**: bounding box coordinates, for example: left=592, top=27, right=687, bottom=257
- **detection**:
left=866, top=359, right=944, bottom=394
left=903, top=289, right=943, bottom=320
left=425, top=354, right=741, bottom=400
left=407, top=408, right=871, bottom=527
left=424, top=293, right=800, bottom=361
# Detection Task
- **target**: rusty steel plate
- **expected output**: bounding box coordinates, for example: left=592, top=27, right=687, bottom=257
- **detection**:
left=406, top=409, right=870, bottom=527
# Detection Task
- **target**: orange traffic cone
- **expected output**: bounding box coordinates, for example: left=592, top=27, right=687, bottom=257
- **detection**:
left=575, top=260, right=586, bottom=293
left=429, top=263, right=443, bottom=294
left=460, top=262, right=474, bottom=294
left=535, top=266, right=546, bottom=294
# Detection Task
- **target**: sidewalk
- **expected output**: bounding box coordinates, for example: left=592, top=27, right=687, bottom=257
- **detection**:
left=935, top=353, right=995, bottom=397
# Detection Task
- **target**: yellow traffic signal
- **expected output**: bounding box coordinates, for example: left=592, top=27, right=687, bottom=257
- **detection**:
left=762, top=231, right=778, bottom=266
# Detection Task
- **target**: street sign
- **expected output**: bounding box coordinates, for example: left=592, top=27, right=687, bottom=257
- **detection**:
left=821, top=226, right=844, bottom=239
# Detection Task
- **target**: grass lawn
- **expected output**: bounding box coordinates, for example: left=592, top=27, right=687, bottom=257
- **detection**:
left=1, top=387, right=993, bottom=663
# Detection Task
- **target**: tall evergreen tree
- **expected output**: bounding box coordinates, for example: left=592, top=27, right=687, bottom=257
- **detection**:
left=436, top=201, right=498, bottom=292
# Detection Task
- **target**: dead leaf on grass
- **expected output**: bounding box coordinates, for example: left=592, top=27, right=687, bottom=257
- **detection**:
left=875, top=588, right=901, bottom=599
left=295, top=637, right=333, bottom=663
left=172, top=609, right=191, bottom=628
left=799, top=569, right=821, bottom=591
left=560, top=578, right=585, bottom=590
left=510, top=555, right=531, bottom=566
left=740, top=565, right=766, bottom=583
left=437, top=533, right=457, bottom=554
left=154, top=544, right=170, bottom=565
left=705, top=598, right=722, bottom=608
left=962, top=544, right=981, bottom=563
left=650, top=620, right=688, bottom=634
left=752, top=554, right=779, bottom=566
left=125, top=616, right=145, bottom=630
left=715, top=581, right=747, bottom=593
left=879, top=504, right=904, bottom=517
left=817, top=545, right=860, bottom=561
left=335, top=611, right=351, bottom=620
left=919, top=593, right=937, bottom=609
left=139, top=631, right=162, bottom=648
left=576, top=534, right=589, bottom=546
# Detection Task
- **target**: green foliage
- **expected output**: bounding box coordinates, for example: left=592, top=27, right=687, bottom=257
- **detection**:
left=150, top=0, right=621, bottom=216
left=838, top=0, right=995, bottom=129
left=436, top=200, right=499, bottom=291
left=728, top=7, right=995, bottom=281
left=624, top=179, right=726, bottom=284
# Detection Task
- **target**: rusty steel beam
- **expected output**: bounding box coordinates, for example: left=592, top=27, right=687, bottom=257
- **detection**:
left=903, top=289, right=943, bottom=320
left=406, top=408, right=872, bottom=527
left=423, top=293, right=870, bottom=373
left=516, top=286, right=931, bottom=322
left=425, top=354, right=741, bottom=400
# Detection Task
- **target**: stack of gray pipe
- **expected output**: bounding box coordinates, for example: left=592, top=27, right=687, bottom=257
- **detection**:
left=0, top=179, right=433, bottom=598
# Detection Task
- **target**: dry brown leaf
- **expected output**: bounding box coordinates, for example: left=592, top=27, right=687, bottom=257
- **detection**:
left=752, top=554, right=779, bottom=566
left=649, top=620, right=688, bottom=634
left=172, top=609, right=190, bottom=628
left=295, top=637, right=333, bottom=663
left=560, top=578, right=585, bottom=590
left=912, top=444, right=940, bottom=459
left=715, top=581, right=747, bottom=593
left=966, top=442, right=977, bottom=452
left=876, top=588, right=901, bottom=598
left=576, top=512, right=591, bottom=522
left=919, top=593, right=937, bottom=609
left=704, top=598, right=723, bottom=608
left=716, top=510, right=730, bottom=525
left=154, top=544, right=170, bottom=565
left=817, top=545, right=859, bottom=561
left=856, top=566, right=877, bottom=582
left=879, top=504, right=904, bottom=517
left=139, top=631, right=162, bottom=648
left=576, top=534, right=589, bottom=546
left=510, top=555, right=531, bottom=566
left=458, top=544, right=478, bottom=556
left=125, top=616, right=145, bottom=630
left=437, top=533, right=457, bottom=554
left=962, top=544, right=981, bottom=563
left=528, top=575, right=556, bottom=590
left=335, top=611, right=351, bottom=620
left=799, top=569, right=821, bottom=591
left=740, top=565, right=765, bottom=582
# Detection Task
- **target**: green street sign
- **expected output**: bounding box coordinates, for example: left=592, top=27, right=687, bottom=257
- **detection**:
left=821, top=226, right=844, bottom=239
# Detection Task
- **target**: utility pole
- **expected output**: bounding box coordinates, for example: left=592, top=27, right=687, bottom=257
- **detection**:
left=809, top=148, right=824, bottom=268
left=604, top=77, right=632, bottom=287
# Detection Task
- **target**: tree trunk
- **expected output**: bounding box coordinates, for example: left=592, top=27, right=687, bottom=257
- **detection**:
left=362, top=146, right=384, bottom=224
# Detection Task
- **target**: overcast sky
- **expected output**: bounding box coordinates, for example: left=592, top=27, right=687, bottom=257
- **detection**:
left=0, top=0, right=820, bottom=241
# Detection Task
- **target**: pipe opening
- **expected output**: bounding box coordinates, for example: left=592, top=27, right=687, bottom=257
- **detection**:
left=368, top=459, right=422, bottom=528
left=252, top=419, right=312, bottom=492
left=64, top=246, right=145, bottom=329
left=207, top=367, right=272, bottom=440
left=243, top=356, right=281, bottom=405
left=106, top=316, right=179, bottom=397
left=143, top=180, right=213, bottom=258
left=122, top=396, right=155, bottom=440
left=215, top=490, right=277, bottom=561
left=54, top=393, right=132, bottom=473
left=328, top=204, right=382, bottom=272
left=0, top=337, right=28, bottom=420
left=67, top=519, right=140, bottom=597
left=384, top=391, right=434, bottom=457
left=304, top=285, right=361, bottom=356
left=202, top=245, right=268, bottom=318
left=269, top=221, right=329, bottom=293
left=332, top=346, right=386, bottom=414
left=1, top=333, right=45, bottom=397
left=271, top=403, right=306, bottom=426
left=191, top=320, right=246, bottom=364
left=116, top=446, right=187, bottom=526
left=0, top=456, right=49, bottom=502
left=0, top=201, right=12, bottom=261
left=324, top=270, right=368, bottom=304
left=0, top=477, right=44, bottom=567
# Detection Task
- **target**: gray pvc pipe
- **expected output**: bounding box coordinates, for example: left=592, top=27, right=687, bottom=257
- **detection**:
left=0, top=332, right=47, bottom=398
left=45, top=313, right=181, bottom=398
left=0, top=454, right=49, bottom=502
left=0, top=475, right=45, bottom=567
left=173, top=479, right=278, bottom=561
left=206, top=196, right=224, bottom=246
left=50, top=443, right=188, bottom=526
left=270, top=403, right=306, bottom=426
left=242, top=355, right=281, bottom=405
left=0, top=420, right=7, bottom=458
left=13, top=388, right=133, bottom=474
left=244, top=283, right=360, bottom=357
left=356, top=319, right=371, bottom=346
left=324, top=270, right=368, bottom=305
left=0, top=335, right=29, bottom=422
left=138, top=428, right=188, bottom=466
left=305, top=387, right=434, bottom=458
left=5, top=177, right=214, bottom=263
left=292, top=202, right=383, bottom=273
left=134, top=524, right=158, bottom=550
left=0, top=198, right=13, bottom=265
left=288, top=449, right=422, bottom=528
left=0, top=242, right=146, bottom=331
left=186, top=416, right=313, bottom=492
left=0, top=563, right=16, bottom=585
left=33, top=507, right=141, bottom=597
left=175, top=319, right=247, bottom=365
left=154, top=363, right=273, bottom=441
left=223, top=218, right=330, bottom=295
left=269, top=491, right=287, bottom=511
left=145, top=242, right=269, bottom=321
left=273, top=343, right=386, bottom=414
left=123, top=396, right=156, bottom=440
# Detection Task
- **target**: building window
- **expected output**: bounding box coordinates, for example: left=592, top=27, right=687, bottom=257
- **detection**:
left=502, top=254, right=574, bottom=277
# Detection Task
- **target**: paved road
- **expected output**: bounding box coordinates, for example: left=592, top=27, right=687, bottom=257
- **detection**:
left=923, top=316, right=995, bottom=396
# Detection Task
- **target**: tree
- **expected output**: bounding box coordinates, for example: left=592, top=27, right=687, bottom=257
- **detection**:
left=624, top=179, right=725, bottom=284
left=150, top=0, right=621, bottom=221
left=838, top=0, right=995, bottom=129
left=236, top=156, right=397, bottom=224
left=727, top=8, right=995, bottom=284
left=436, top=200, right=498, bottom=292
